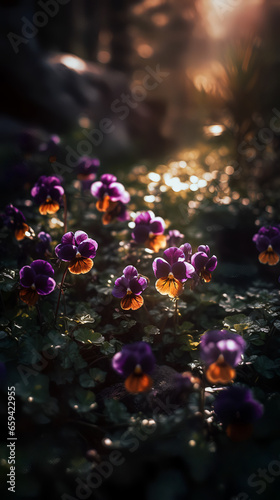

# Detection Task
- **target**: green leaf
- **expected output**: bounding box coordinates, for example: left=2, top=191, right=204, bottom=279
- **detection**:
left=15, top=374, right=49, bottom=404
left=144, top=325, right=161, bottom=336
left=79, top=368, right=106, bottom=388
left=60, top=342, right=87, bottom=370
left=223, top=314, right=253, bottom=332
left=104, top=399, right=129, bottom=424
left=69, top=388, right=96, bottom=413
left=254, top=355, right=277, bottom=379
left=73, top=328, right=105, bottom=345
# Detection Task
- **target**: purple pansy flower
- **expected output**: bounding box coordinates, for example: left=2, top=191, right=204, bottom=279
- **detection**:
left=252, top=226, right=280, bottom=265
left=77, top=156, right=100, bottom=183
left=112, top=341, right=156, bottom=393
left=90, top=174, right=130, bottom=224
left=2, top=204, right=30, bottom=241
left=31, top=176, right=64, bottom=215
left=132, top=211, right=166, bottom=252
left=200, top=329, right=247, bottom=384
left=214, top=386, right=264, bottom=441
left=112, top=265, right=148, bottom=310
left=180, top=242, right=192, bottom=262
left=19, top=259, right=56, bottom=306
left=55, top=230, right=98, bottom=274
left=167, top=230, right=184, bottom=247
left=153, top=247, right=195, bottom=298
left=35, top=231, right=52, bottom=257
left=191, top=245, right=217, bottom=282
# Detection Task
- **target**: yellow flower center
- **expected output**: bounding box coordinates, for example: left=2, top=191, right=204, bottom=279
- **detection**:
left=134, top=364, right=142, bottom=375
left=168, top=272, right=174, bottom=279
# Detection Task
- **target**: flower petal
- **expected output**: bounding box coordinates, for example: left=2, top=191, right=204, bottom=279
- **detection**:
left=34, top=275, right=56, bottom=295
left=149, top=217, right=165, bottom=234
left=78, top=239, right=98, bottom=259
left=152, top=258, right=171, bottom=279
left=74, top=231, right=88, bottom=245
left=55, top=243, right=77, bottom=261
left=30, top=260, right=54, bottom=277
left=39, top=200, right=60, bottom=215
left=155, top=277, right=183, bottom=298
left=206, top=362, right=236, bottom=384
left=68, top=257, right=93, bottom=274
left=124, top=373, right=153, bottom=393
left=123, top=265, right=138, bottom=280
left=132, top=225, right=150, bottom=244
left=112, top=276, right=129, bottom=298
left=19, top=288, right=39, bottom=306
left=61, top=232, right=75, bottom=245
left=15, top=223, right=30, bottom=241
left=121, top=293, right=144, bottom=310
left=147, top=234, right=166, bottom=252
left=19, top=266, right=36, bottom=287
left=163, top=247, right=185, bottom=266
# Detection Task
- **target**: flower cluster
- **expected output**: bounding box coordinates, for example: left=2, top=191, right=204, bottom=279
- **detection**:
left=132, top=210, right=166, bottom=252
left=199, top=329, right=247, bottom=384
left=112, top=341, right=155, bottom=393
left=55, top=231, right=98, bottom=274
left=31, top=176, right=64, bottom=215
left=19, top=260, right=56, bottom=305
left=90, top=174, right=130, bottom=225
left=252, top=226, right=280, bottom=265
left=112, top=266, right=148, bottom=310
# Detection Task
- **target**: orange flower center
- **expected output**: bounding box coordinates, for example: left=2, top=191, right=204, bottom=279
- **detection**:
left=68, top=256, right=93, bottom=274
left=206, top=355, right=236, bottom=384
left=155, top=276, right=183, bottom=298
left=258, top=245, right=280, bottom=266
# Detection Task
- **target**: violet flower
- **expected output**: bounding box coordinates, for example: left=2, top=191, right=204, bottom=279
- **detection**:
left=200, top=329, right=247, bottom=384
left=167, top=230, right=184, bottom=247
left=112, top=265, right=148, bottom=310
left=180, top=242, right=192, bottom=262
left=153, top=247, right=195, bottom=298
left=2, top=204, right=30, bottom=241
left=112, top=341, right=155, bottom=393
left=77, top=156, right=100, bottom=184
left=132, top=210, right=166, bottom=252
left=19, top=259, right=56, bottom=306
left=191, top=245, right=217, bottom=282
left=36, top=231, right=52, bottom=257
left=90, top=174, right=130, bottom=224
left=252, top=226, right=280, bottom=265
left=31, top=176, right=64, bottom=215
left=55, top=230, right=98, bottom=274
left=214, top=385, right=263, bottom=441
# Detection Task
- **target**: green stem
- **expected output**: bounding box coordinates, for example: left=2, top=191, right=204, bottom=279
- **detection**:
left=199, top=370, right=206, bottom=418
left=173, top=298, right=179, bottom=334
left=54, top=264, right=69, bottom=325
left=63, top=193, right=67, bottom=234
